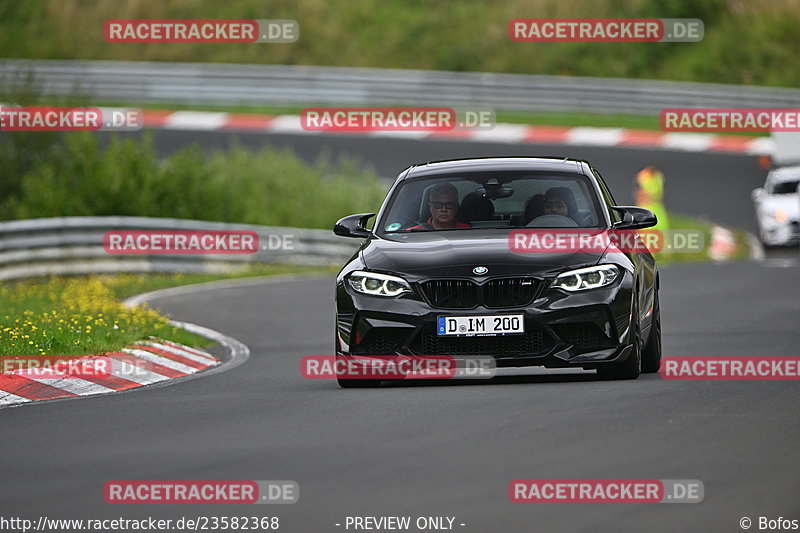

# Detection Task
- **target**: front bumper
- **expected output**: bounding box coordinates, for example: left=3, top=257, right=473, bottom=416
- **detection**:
left=335, top=273, right=636, bottom=370
left=760, top=217, right=800, bottom=246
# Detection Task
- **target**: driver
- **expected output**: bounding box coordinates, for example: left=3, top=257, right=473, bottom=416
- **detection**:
left=542, top=187, right=580, bottom=222
left=408, top=183, right=470, bottom=230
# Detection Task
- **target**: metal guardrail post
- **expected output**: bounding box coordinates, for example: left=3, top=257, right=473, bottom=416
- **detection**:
left=3, top=59, right=800, bottom=114
left=0, top=217, right=357, bottom=280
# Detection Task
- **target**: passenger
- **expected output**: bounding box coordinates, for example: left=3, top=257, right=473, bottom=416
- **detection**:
left=522, top=194, right=545, bottom=224
left=542, top=187, right=580, bottom=222
left=408, top=183, right=470, bottom=230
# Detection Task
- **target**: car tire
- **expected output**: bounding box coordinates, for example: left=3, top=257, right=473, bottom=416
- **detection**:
left=641, top=290, right=662, bottom=373
left=597, top=300, right=641, bottom=380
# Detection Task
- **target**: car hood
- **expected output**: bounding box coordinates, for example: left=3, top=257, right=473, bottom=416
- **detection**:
left=361, top=230, right=606, bottom=278
left=760, top=194, right=800, bottom=217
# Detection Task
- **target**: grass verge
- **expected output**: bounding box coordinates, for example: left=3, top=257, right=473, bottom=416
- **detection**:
left=653, top=213, right=753, bottom=264
left=0, top=264, right=336, bottom=368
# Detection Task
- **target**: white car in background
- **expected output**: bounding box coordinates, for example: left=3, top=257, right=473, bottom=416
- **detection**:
left=752, top=165, right=800, bottom=246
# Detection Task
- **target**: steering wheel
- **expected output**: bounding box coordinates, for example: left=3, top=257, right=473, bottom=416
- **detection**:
left=526, top=214, right=579, bottom=228
left=380, top=213, right=425, bottom=232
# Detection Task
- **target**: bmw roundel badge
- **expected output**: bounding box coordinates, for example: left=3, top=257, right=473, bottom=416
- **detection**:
left=473, top=266, right=488, bottom=275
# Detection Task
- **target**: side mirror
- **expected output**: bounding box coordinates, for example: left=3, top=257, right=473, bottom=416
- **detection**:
left=751, top=188, right=766, bottom=201
left=333, top=213, right=375, bottom=238
left=611, top=206, right=657, bottom=229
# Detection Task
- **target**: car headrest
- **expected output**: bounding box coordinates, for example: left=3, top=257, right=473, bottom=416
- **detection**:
left=457, top=192, right=495, bottom=223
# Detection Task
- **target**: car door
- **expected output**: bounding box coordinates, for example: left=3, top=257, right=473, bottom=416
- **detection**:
left=592, top=166, right=656, bottom=329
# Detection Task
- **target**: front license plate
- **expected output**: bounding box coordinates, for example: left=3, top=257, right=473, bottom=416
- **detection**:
left=437, top=315, right=524, bottom=336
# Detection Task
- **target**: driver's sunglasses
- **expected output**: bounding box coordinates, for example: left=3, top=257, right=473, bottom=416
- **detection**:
left=429, top=201, right=458, bottom=210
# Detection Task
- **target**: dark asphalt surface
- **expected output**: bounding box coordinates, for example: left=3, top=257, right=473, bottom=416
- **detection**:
left=2, top=265, right=799, bottom=532
left=2, top=135, right=798, bottom=532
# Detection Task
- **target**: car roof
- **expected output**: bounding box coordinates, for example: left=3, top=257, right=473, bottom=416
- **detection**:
left=769, top=164, right=800, bottom=182
left=401, top=157, right=588, bottom=179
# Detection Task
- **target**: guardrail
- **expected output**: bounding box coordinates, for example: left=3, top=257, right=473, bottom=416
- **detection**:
left=3, top=59, right=800, bottom=115
left=0, top=217, right=357, bottom=280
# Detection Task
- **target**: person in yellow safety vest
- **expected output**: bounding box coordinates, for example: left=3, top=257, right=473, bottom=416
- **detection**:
left=635, top=164, right=669, bottom=231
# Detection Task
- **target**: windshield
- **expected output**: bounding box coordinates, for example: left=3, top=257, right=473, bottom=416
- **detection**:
left=770, top=180, right=800, bottom=195
left=377, top=171, right=604, bottom=234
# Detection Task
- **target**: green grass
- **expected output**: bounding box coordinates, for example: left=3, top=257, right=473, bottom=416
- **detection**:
left=0, top=265, right=336, bottom=368
left=0, top=276, right=207, bottom=359
left=0, top=0, right=798, bottom=88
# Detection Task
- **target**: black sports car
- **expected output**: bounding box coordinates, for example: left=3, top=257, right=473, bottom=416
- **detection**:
left=333, top=157, right=661, bottom=387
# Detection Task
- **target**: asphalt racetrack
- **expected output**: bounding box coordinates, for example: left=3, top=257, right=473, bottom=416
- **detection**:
left=2, top=132, right=798, bottom=532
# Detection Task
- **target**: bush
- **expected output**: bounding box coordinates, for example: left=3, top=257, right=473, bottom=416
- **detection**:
left=0, top=132, right=387, bottom=229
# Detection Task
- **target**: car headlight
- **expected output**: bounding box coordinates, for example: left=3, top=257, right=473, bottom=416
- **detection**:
left=347, top=270, right=411, bottom=297
left=774, top=209, right=788, bottom=223
left=552, top=264, right=620, bottom=292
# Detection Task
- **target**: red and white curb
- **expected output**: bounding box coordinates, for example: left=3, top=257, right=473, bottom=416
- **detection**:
left=0, top=339, right=219, bottom=408
left=709, top=225, right=739, bottom=261
left=139, top=110, right=774, bottom=156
